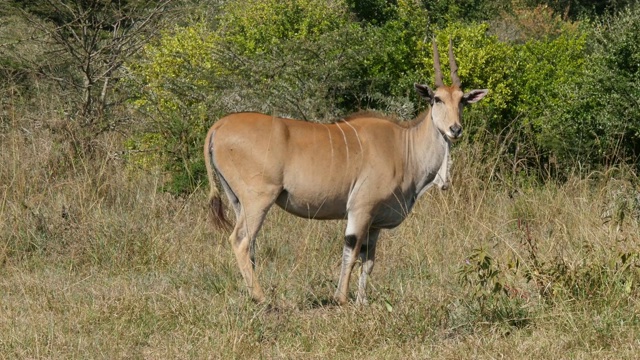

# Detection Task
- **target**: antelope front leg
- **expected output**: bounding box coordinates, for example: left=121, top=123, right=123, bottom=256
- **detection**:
left=334, top=213, right=371, bottom=305
left=334, top=235, right=359, bottom=305
left=356, top=228, right=380, bottom=306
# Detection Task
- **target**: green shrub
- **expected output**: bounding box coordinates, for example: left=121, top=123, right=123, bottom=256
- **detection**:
left=359, top=0, right=429, bottom=100
left=457, top=247, right=532, bottom=329
left=556, top=5, right=640, bottom=167
left=512, top=29, right=588, bottom=174
left=486, top=4, right=640, bottom=174
left=218, top=0, right=351, bottom=55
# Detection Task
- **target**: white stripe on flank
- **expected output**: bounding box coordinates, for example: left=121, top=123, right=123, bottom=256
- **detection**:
left=322, top=123, right=335, bottom=170
left=335, top=122, right=349, bottom=164
left=341, top=119, right=363, bottom=156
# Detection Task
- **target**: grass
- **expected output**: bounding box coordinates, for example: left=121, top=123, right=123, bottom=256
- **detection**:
left=1, top=116, right=640, bottom=359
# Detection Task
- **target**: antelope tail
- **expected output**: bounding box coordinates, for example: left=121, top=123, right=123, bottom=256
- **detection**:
left=204, top=130, right=232, bottom=230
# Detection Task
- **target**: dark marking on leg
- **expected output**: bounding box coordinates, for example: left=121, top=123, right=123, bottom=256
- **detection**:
left=345, top=234, right=357, bottom=249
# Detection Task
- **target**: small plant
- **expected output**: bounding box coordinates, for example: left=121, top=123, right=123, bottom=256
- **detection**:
left=601, top=180, right=640, bottom=231
left=458, top=247, right=507, bottom=298
left=514, top=206, right=640, bottom=301
left=457, top=246, right=531, bottom=329
left=543, top=249, right=640, bottom=301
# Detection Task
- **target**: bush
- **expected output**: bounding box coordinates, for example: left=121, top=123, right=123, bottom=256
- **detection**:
left=124, top=22, right=219, bottom=195
left=358, top=0, right=429, bottom=102
left=517, top=4, right=640, bottom=173
left=482, top=4, right=640, bottom=174
left=511, top=29, right=588, bottom=174
left=557, top=5, right=640, bottom=167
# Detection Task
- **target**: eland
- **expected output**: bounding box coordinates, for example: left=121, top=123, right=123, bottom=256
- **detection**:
left=204, top=39, right=487, bottom=305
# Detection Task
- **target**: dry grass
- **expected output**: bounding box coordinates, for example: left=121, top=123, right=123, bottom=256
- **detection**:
left=1, top=115, right=639, bottom=359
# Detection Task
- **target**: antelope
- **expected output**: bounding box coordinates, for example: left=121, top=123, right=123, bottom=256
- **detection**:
left=204, top=39, right=487, bottom=305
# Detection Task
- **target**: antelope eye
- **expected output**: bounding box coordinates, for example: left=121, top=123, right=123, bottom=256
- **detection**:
left=434, top=96, right=443, bottom=104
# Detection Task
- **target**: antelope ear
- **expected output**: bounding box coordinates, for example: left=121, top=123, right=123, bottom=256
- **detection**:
left=462, top=89, right=488, bottom=104
left=414, top=83, right=435, bottom=101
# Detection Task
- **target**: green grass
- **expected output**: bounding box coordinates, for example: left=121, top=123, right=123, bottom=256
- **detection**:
left=1, top=120, right=640, bottom=359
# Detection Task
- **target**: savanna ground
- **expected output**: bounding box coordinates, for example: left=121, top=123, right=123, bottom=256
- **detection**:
left=1, top=114, right=639, bottom=359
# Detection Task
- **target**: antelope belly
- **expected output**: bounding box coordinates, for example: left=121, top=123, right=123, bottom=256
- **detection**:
left=275, top=190, right=347, bottom=220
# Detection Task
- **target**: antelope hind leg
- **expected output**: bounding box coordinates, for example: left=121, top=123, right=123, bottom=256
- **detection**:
left=229, top=193, right=278, bottom=303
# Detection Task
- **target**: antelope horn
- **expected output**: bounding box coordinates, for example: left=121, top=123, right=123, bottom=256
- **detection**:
left=432, top=38, right=444, bottom=88
left=449, top=38, right=461, bottom=87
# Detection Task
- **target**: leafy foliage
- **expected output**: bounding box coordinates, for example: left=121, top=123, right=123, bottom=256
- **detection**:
left=535, top=5, right=640, bottom=171
left=457, top=247, right=531, bottom=329
left=424, top=0, right=512, bottom=27
left=511, top=29, right=588, bottom=173
left=359, top=0, right=429, bottom=100
left=124, top=22, right=217, bottom=195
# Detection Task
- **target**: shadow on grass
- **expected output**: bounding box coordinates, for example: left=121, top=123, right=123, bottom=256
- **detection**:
left=306, top=296, right=338, bottom=309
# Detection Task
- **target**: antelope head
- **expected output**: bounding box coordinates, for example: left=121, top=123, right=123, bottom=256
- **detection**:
left=415, top=39, right=488, bottom=141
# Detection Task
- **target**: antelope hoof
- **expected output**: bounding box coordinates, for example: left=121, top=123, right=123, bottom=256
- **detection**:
left=333, top=293, right=349, bottom=306
left=252, top=295, right=266, bottom=304
left=250, top=289, right=266, bottom=304
left=355, top=297, right=369, bottom=306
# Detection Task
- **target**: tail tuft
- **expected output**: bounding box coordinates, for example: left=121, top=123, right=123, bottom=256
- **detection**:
left=205, top=127, right=232, bottom=231
left=209, top=194, right=232, bottom=230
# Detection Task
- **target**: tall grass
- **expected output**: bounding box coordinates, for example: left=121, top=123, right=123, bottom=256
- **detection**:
left=1, top=111, right=639, bottom=358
